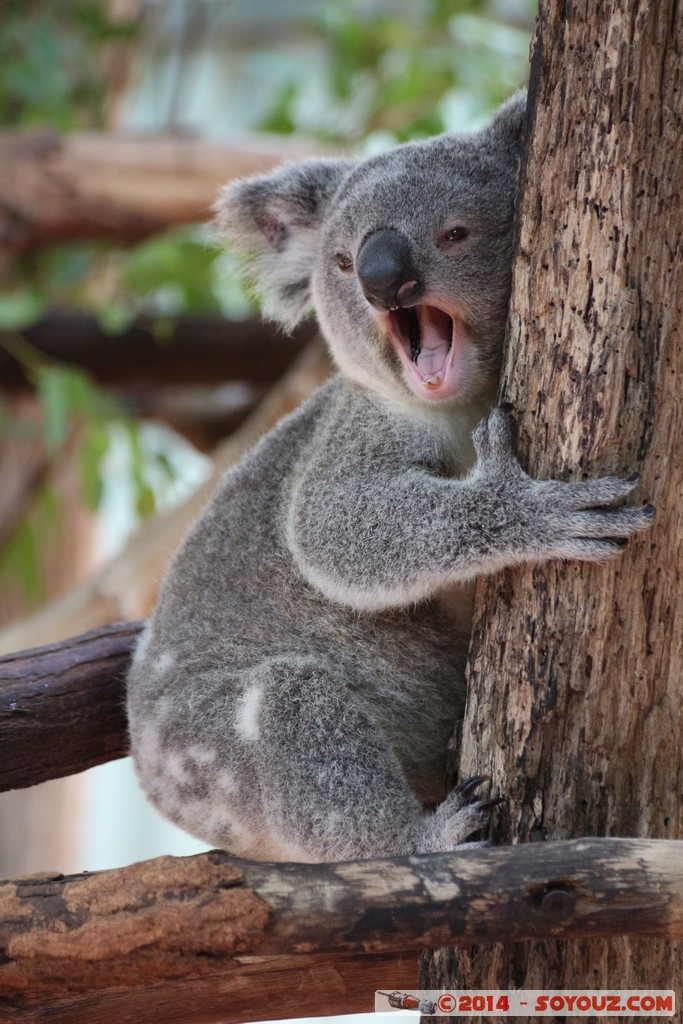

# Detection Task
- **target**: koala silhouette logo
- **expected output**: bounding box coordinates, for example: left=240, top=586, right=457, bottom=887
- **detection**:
left=127, top=92, right=652, bottom=862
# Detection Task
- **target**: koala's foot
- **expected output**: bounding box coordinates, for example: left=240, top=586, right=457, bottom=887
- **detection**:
left=416, top=775, right=502, bottom=853
left=472, top=405, right=655, bottom=565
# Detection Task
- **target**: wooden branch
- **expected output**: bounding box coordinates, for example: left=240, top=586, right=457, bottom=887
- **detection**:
left=7, top=953, right=418, bottom=1024
left=0, top=130, right=337, bottom=259
left=0, top=312, right=315, bottom=389
left=0, top=621, right=142, bottom=791
left=1, top=839, right=682, bottom=1023
left=0, top=340, right=332, bottom=656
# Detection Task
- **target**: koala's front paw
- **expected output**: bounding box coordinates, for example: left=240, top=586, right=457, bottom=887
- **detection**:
left=533, top=477, right=655, bottom=563
left=472, top=405, right=655, bottom=565
left=419, top=775, right=503, bottom=853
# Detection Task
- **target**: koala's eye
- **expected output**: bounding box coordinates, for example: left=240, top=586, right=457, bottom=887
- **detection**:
left=335, top=253, right=353, bottom=272
left=443, top=226, right=469, bottom=244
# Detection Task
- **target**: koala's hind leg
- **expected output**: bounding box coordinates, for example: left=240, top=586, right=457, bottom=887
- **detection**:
left=240, top=656, right=491, bottom=861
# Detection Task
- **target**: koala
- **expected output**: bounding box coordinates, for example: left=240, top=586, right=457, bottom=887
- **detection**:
left=127, top=92, right=652, bottom=863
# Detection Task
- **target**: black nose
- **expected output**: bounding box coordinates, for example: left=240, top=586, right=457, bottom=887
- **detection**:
left=356, top=228, right=422, bottom=310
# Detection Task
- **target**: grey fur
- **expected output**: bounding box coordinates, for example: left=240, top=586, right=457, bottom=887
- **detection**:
left=127, top=92, right=652, bottom=862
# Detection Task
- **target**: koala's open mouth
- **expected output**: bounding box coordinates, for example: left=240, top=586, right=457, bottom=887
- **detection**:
left=387, top=304, right=464, bottom=401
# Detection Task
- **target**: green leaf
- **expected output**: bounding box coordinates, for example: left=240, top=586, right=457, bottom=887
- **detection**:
left=125, top=422, right=157, bottom=520
left=35, top=367, right=73, bottom=453
left=0, top=481, right=60, bottom=601
left=33, top=364, right=120, bottom=453
left=0, top=289, right=46, bottom=330
left=79, top=422, right=110, bottom=510
left=0, top=2, right=139, bottom=129
left=95, top=301, right=135, bottom=336
left=122, top=230, right=222, bottom=316
left=258, top=81, right=298, bottom=134
left=0, top=481, right=60, bottom=607
left=0, top=521, right=42, bottom=603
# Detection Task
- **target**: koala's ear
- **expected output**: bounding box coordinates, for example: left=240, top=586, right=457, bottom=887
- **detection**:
left=486, top=89, right=528, bottom=154
left=215, top=158, right=355, bottom=330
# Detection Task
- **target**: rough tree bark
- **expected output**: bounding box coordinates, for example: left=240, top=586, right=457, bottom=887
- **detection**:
left=421, top=0, right=682, bottom=1012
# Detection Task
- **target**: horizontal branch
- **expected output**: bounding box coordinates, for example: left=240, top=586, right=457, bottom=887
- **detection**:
left=0, top=621, right=141, bottom=791
left=2, top=950, right=417, bottom=1024
left=0, top=312, right=315, bottom=389
left=0, top=129, right=336, bottom=258
left=1, top=839, right=682, bottom=1023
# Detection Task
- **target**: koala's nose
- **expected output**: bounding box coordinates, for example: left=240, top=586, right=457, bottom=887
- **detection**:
left=356, top=228, right=422, bottom=310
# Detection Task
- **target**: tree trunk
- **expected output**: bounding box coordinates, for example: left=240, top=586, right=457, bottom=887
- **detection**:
left=421, top=0, right=682, bottom=1012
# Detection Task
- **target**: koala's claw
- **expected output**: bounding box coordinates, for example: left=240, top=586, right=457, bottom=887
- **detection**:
left=454, top=774, right=490, bottom=803
left=473, top=796, right=506, bottom=813
left=423, top=789, right=502, bottom=852
left=419, top=776, right=504, bottom=852
left=450, top=775, right=506, bottom=817
left=430, top=786, right=505, bottom=851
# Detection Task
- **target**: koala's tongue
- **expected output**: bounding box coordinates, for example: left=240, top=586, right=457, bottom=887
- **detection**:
left=414, top=305, right=452, bottom=379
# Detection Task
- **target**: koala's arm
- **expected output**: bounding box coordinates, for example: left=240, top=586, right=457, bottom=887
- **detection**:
left=286, top=407, right=654, bottom=612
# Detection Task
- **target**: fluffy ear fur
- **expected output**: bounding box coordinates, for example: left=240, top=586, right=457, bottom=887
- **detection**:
left=484, top=88, right=528, bottom=154
left=215, top=158, right=355, bottom=330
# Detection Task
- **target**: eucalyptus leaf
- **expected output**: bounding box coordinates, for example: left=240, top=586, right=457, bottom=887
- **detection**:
left=35, top=367, right=73, bottom=454
left=79, top=423, right=111, bottom=511
left=0, top=290, right=46, bottom=331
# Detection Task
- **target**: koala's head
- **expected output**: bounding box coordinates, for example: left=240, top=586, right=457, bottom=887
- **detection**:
left=216, top=91, right=526, bottom=410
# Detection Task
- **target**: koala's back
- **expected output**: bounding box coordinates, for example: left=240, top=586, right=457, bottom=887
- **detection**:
left=128, top=376, right=472, bottom=859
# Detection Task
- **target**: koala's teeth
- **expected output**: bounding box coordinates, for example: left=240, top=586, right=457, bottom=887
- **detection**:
left=424, top=374, right=442, bottom=388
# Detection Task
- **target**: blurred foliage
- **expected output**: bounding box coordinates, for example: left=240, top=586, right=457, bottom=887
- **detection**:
left=0, top=486, right=60, bottom=604
left=0, top=0, right=535, bottom=607
left=0, top=0, right=139, bottom=129
left=261, top=0, right=534, bottom=142
left=1, top=227, right=245, bottom=339
left=0, top=330, right=180, bottom=600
